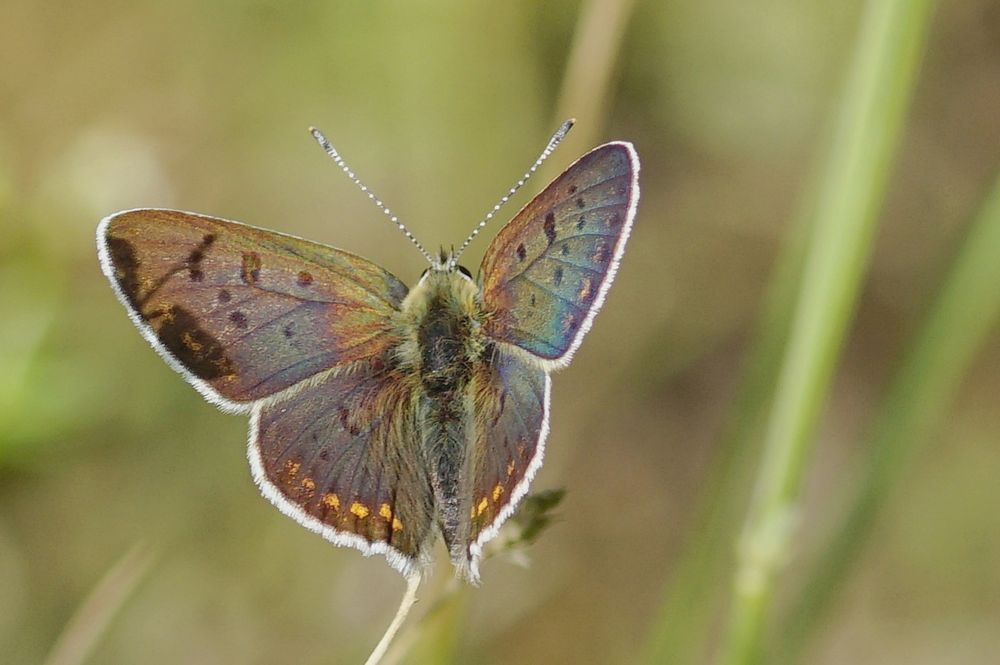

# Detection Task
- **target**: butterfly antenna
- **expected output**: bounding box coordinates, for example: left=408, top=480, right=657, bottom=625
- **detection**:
left=310, top=127, right=436, bottom=265
left=450, top=118, right=575, bottom=268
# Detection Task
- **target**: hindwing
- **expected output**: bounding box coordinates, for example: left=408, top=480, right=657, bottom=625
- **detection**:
left=249, top=356, right=434, bottom=575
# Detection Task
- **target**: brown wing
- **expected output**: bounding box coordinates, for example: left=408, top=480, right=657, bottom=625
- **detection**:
left=249, top=356, right=433, bottom=575
left=98, top=209, right=409, bottom=410
left=459, top=346, right=549, bottom=581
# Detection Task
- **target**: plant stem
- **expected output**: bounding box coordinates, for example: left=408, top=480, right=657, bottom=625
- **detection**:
left=364, top=572, right=423, bottom=665
left=719, top=0, right=937, bottom=663
left=551, top=0, right=638, bottom=165
left=642, top=209, right=811, bottom=664
left=43, top=543, right=156, bottom=665
left=781, top=169, right=1000, bottom=662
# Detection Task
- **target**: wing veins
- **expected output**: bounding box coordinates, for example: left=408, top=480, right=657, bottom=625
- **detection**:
left=495, top=232, right=622, bottom=284
left=490, top=326, right=561, bottom=357
left=241, top=333, right=384, bottom=395
left=134, top=236, right=401, bottom=309
left=520, top=275, right=586, bottom=309
left=542, top=254, right=606, bottom=274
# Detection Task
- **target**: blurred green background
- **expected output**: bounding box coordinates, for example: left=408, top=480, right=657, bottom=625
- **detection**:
left=2, top=1, right=999, bottom=664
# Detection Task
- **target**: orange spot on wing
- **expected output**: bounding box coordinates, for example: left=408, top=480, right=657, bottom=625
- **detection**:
left=284, top=460, right=300, bottom=477
left=322, top=493, right=340, bottom=510
left=392, top=517, right=403, bottom=532
left=506, top=460, right=515, bottom=477
left=350, top=502, right=369, bottom=518
left=492, top=484, right=504, bottom=502
left=476, top=497, right=489, bottom=517
left=181, top=331, right=203, bottom=352
left=241, top=252, right=261, bottom=284
left=579, top=277, right=593, bottom=300
left=379, top=503, right=392, bottom=519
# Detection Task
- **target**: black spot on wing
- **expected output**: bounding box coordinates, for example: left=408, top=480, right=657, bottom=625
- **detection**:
left=156, top=305, right=235, bottom=380
left=106, top=236, right=142, bottom=309
left=543, top=212, right=557, bottom=246
left=186, top=234, right=216, bottom=281
left=241, top=252, right=261, bottom=285
left=229, top=311, right=248, bottom=329
left=517, top=244, right=527, bottom=262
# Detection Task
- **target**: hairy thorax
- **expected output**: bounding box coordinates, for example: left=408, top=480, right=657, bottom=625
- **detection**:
left=394, top=270, right=486, bottom=395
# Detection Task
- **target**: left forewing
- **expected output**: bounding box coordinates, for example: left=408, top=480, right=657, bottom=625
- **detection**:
left=98, top=209, right=408, bottom=408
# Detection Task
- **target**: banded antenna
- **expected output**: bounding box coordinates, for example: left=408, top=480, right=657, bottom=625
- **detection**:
left=310, top=127, right=436, bottom=266
left=450, top=118, right=575, bottom=269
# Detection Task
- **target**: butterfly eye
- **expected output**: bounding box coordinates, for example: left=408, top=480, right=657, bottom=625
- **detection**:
left=456, top=265, right=473, bottom=280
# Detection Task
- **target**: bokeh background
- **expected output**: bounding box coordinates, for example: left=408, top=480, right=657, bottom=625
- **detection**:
left=2, top=1, right=999, bottom=664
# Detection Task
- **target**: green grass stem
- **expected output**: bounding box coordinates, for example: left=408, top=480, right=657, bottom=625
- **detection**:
left=781, top=169, right=1000, bottom=662
left=719, top=0, right=937, bottom=662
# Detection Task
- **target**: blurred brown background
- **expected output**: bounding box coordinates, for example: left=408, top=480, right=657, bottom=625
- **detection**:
left=1, top=1, right=999, bottom=664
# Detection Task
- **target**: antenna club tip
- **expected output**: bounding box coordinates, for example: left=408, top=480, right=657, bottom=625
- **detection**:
left=552, top=119, right=575, bottom=143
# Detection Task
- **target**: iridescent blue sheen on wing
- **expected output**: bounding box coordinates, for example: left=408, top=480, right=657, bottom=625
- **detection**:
left=479, top=143, right=639, bottom=363
left=250, top=356, right=433, bottom=571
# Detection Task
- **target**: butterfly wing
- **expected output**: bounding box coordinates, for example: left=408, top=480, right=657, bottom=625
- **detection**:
left=479, top=142, right=639, bottom=367
left=458, top=346, right=549, bottom=580
left=250, top=356, right=434, bottom=575
left=98, top=209, right=408, bottom=411
left=461, top=142, right=639, bottom=575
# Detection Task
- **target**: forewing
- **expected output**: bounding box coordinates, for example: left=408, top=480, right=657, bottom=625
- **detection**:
left=98, top=209, right=408, bottom=410
left=464, top=346, right=549, bottom=579
left=249, top=357, right=433, bottom=575
left=479, top=142, right=639, bottom=366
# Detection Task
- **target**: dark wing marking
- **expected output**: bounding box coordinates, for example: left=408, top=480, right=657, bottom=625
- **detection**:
left=98, top=209, right=408, bottom=410
left=479, top=143, right=639, bottom=367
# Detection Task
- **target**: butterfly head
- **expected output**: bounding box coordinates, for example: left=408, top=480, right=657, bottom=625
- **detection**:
left=407, top=249, right=478, bottom=317
left=420, top=247, right=474, bottom=281
left=418, top=249, right=475, bottom=286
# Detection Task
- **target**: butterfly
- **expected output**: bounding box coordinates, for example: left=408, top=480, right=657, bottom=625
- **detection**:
left=97, top=121, right=639, bottom=582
